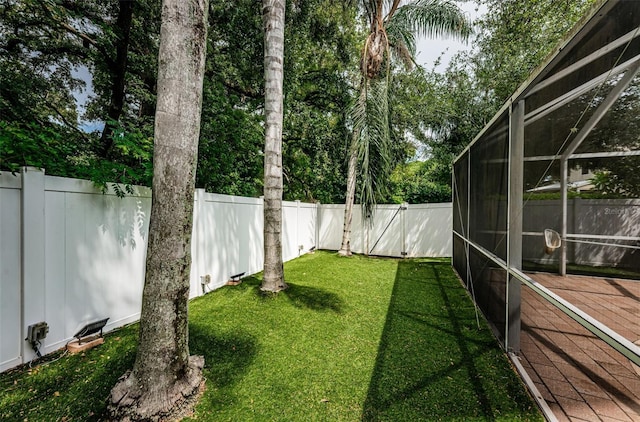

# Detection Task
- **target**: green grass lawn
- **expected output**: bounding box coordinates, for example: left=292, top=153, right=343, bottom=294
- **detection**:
left=0, top=252, right=543, bottom=421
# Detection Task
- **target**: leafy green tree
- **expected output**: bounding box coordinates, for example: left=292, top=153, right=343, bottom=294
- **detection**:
left=1, top=0, right=359, bottom=206
left=0, top=0, right=95, bottom=163
left=411, top=0, right=597, bottom=202
left=583, top=75, right=640, bottom=197
left=281, top=2, right=359, bottom=203
left=472, top=0, right=597, bottom=105
left=199, top=0, right=359, bottom=202
left=389, top=160, right=451, bottom=203
left=0, top=0, right=160, bottom=190
left=339, top=0, right=471, bottom=256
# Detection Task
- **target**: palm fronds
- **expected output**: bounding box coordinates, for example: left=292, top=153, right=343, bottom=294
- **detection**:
left=387, top=0, right=472, bottom=43
left=347, top=0, right=472, bottom=224
left=351, top=78, right=391, bottom=219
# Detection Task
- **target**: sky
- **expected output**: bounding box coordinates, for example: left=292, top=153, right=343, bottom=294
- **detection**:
left=71, top=66, right=98, bottom=132
left=414, top=1, right=486, bottom=71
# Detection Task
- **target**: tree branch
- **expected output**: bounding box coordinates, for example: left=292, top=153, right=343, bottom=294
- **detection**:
left=36, top=0, right=115, bottom=67
left=42, top=99, right=92, bottom=143
left=384, top=0, right=402, bottom=23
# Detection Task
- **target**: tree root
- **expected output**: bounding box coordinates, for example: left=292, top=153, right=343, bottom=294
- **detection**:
left=107, top=355, right=205, bottom=422
left=260, top=281, right=289, bottom=293
left=338, top=248, right=352, bottom=257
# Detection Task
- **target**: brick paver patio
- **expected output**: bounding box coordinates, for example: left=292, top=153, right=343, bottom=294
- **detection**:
left=519, top=273, right=640, bottom=421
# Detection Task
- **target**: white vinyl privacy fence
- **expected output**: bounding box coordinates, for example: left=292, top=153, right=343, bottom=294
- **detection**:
left=318, top=203, right=452, bottom=257
left=1, top=168, right=452, bottom=371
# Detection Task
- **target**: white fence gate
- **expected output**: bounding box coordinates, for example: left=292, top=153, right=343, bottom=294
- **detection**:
left=317, top=202, right=452, bottom=258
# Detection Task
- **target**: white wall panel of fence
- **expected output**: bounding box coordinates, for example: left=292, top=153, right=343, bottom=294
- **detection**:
left=317, top=204, right=367, bottom=252
left=0, top=172, right=22, bottom=372
left=190, top=191, right=264, bottom=296
left=317, top=203, right=452, bottom=258
left=1, top=168, right=452, bottom=372
left=1, top=171, right=320, bottom=370
left=368, top=205, right=405, bottom=257
left=42, top=175, right=151, bottom=358
left=189, top=193, right=319, bottom=297
left=282, top=200, right=318, bottom=263
left=316, top=204, right=342, bottom=250
left=282, top=200, right=318, bottom=261
left=405, top=203, right=453, bottom=258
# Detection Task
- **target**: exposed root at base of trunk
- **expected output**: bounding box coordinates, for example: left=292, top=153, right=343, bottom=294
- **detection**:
left=338, top=248, right=352, bottom=257
left=260, top=281, right=289, bottom=293
left=107, top=355, right=205, bottom=422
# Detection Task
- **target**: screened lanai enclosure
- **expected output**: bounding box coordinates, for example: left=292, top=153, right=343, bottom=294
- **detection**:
left=453, top=1, right=640, bottom=418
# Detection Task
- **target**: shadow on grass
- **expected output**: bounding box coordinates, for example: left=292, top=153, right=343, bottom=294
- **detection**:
left=361, top=260, right=540, bottom=421
left=282, top=283, right=345, bottom=313
left=245, top=275, right=345, bottom=314
left=188, top=323, right=258, bottom=412
left=189, top=323, right=257, bottom=388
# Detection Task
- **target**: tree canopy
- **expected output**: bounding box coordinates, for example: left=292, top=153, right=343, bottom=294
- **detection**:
left=2, top=0, right=617, bottom=204
left=1, top=0, right=362, bottom=202
left=413, top=0, right=600, bottom=198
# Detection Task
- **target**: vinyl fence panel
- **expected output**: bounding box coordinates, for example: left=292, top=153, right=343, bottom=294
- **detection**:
left=1, top=168, right=452, bottom=371
left=368, top=205, right=405, bottom=257
left=0, top=172, right=22, bottom=372
left=316, top=203, right=452, bottom=257
left=405, top=204, right=453, bottom=257
left=40, top=176, right=150, bottom=358
left=189, top=191, right=264, bottom=296
left=317, top=204, right=344, bottom=250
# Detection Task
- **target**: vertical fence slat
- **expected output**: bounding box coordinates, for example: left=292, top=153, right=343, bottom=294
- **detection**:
left=0, top=172, right=23, bottom=371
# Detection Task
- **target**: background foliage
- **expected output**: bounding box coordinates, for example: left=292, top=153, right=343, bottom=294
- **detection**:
left=4, top=0, right=626, bottom=203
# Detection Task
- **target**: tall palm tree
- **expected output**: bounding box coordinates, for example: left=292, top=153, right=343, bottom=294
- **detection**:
left=261, top=0, right=288, bottom=292
left=339, top=0, right=471, bottom=256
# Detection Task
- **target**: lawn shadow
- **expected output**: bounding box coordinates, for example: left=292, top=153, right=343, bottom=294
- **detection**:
left=188, top=323, right=258, bottom=411
left=249, top=278, right=345, bottom=314
left=282, top=282, right=345, bottom=313
left=361, top=260, right=534, bottom=421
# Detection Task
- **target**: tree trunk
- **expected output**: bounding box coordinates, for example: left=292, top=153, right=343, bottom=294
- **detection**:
left=108, top=0, right=208, bottom=420
left=339, top=141, right=358, bottom=256
left=261, top=0, right=287, bottom=293
left=100, top=0, right=134, bottom=157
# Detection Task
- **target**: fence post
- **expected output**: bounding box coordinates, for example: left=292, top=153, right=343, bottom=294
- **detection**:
left=314, top=201, right=320, bottom=250
left=21, top=166, right=46, bottom=362
left=296, top=200, right=300, bottom=255
left=402, top=202, right=408, bottom=258
left=572, top=197, right=581, bottom=264
left=191, top=188, right=206, bottom=297
left=364, top=205, right=369, bottom=256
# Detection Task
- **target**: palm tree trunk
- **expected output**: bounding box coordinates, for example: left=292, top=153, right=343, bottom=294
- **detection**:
left=339, top=141, right=358, bottom=256
left=261, top=0, right=287, bottom=292
left=107, top=0, right=208, bottom=419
